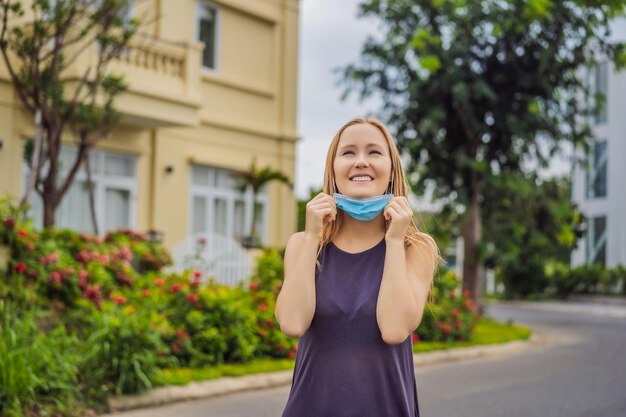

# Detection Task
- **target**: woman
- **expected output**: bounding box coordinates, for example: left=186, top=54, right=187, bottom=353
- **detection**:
left=276, top=117, right=441, bottom=417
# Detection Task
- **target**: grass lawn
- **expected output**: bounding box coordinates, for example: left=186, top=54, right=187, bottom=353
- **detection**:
left=158, top=316, right=531, bottom=387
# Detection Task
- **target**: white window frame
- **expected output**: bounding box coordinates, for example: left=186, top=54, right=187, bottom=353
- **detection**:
left=585, top=140, right=607, bottom=199
left=586, top=215, right=607, bottom=266
left=22, top=147, right=138, bottom=234
left=196, top=1, right=221, bottom=74
left=589, top=61, right=608, bottom=125
left=189, top=165, right=269, bottom=245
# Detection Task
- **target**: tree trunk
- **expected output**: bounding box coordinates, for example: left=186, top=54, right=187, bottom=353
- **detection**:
left=250, top=192, right=258, bottom=239
left=462, top=167, right=484, bottom=315
left=85, top=153, right=99, bottom=235
left=20, top=108, right=43, bottom=211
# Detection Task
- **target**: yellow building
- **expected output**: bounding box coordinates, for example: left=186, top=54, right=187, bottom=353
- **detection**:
left=0, top=0, right=300, bottom=250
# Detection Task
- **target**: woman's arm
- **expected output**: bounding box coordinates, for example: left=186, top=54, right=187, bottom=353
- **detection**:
left=376, top=238, right=420, bottom=344
left=275, top=232, right=318, bottom=338
left=378, top=196, right=437, bottom=344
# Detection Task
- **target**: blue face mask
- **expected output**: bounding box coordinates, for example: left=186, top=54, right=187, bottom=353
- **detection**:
left=333, top=174, right=394, bottom=222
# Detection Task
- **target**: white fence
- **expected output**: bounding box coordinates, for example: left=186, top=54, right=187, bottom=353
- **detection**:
left=168, top=232, right=253, bottom=287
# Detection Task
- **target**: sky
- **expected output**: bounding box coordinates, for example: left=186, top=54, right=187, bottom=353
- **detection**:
left=294, top=1, right=626, bottom=202
left=295, top=0, right=380, bottom=200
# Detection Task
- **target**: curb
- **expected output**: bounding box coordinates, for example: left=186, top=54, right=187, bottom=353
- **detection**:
left=104, top=329, right=551, bottom=414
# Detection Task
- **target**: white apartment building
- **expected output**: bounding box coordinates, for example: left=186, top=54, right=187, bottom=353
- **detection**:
left=571, top=52, right=626, bottom=269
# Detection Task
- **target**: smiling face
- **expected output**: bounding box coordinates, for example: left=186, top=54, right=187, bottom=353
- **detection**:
left=332, top=123, right=393, bottom=198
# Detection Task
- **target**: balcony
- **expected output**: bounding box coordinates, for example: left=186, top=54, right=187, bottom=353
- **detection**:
left=66, top=32, right=204, bottom=128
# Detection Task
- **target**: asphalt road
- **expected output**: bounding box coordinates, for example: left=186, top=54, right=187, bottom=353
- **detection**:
left=108, top=302, right=626, bottom=417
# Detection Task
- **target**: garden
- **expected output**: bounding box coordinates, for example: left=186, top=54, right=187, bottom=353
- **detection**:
left=1, top=197, right=495, bottom=416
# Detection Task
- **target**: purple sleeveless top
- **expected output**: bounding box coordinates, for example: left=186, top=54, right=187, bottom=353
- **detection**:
left=281, top=238, right=420, bottom=417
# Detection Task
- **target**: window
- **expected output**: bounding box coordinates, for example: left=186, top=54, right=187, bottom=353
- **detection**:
left=585, top=140, right=607, bottom=199
left=23, top=147, right=137, bottom=234
left=197, top=2, right=219, bottom=71
left=586, top=215, right=607, bottom=266
left=590, top=61, right=608, bottom=125
left=189, top=165, right=268, bottom=244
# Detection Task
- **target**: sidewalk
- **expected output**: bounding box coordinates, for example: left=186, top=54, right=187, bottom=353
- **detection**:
left=489, top=298, right=626, bottom=318
left=103, top=327, right=553, bottom=415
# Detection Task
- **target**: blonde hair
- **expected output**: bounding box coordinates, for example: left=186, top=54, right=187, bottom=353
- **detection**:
left=315, top=117, right=443, bottom=303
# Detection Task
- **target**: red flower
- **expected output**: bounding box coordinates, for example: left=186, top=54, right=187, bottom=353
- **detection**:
left=189, top=279, right=201, bottom=287
left=3, top=218, right=15, bottom=229
left=171, top=342, right=181, bottom=353
left=464, top=299, right=475, bottom=310
left=442, top=324, right=452, bottom=334
left=84, top=284, right=102, bottom=308
left=451, top=309, right=459, bottom=318
left=193, top=270, right=202, bottom=279
left=259, top=328, right=267, bottom=337
left=76, top=249, right=92, bottom=263
left=13, top=262, right=27, bottom=274
left=170, top=283, right=182, bottom=293
left=112, top=295, right=127, bottom=305
left=276, top=342, right=285, bottom=351
left=197, top=237, right=207, bottom=245
left=462, top=289, right=472, bottom=298
left=78, top=270, right=90, bottom=290
left=454, top=320, right=463, bottom=329
left=412, top=333, right=420, bottom=343
left=248, top=282, right=259, bottom=291
left=17, top=229, right=28, bottom=238
left=48, top=271, right=63, bottom=285
left=142, top=289, right=151, bottom=297
left=176, top=328, right=189, bottom=341
left=154, top=278, right=165, bottom=287
left=265, top=319, right=275, bottom=330
left=116, top=272, right=133, bottom=287
left=259, top=303, right=268, bottom=312
left=115, top=247, right=133, bottom=262
left=187, top=293, right=199, bottom=303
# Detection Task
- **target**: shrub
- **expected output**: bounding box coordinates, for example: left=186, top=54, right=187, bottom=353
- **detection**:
left=77, top=300, right=174, bottom=404
left=414, top=269, right=479, bottom=343
left=0, top=300, right=84, bottom=417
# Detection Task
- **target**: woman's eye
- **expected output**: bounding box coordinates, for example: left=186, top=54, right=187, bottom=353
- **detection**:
left=342, top=151, right=354, bottom=155
left=371, top=150, right=382, bottom=155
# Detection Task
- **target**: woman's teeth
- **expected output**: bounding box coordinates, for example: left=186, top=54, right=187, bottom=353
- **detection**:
left=351, top=176, right=372, bottom=182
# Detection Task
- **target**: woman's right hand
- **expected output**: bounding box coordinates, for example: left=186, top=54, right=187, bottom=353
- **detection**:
left=304, top=193, right=337, bottom=240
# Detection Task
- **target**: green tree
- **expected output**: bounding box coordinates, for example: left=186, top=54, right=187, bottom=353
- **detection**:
left=338, top=0, right=626, bottom=310
left=481, top=173, right=582, bottom=298
left=232, top=157, right=292, bottom=248
left=0, top=0, right=139, bottom=228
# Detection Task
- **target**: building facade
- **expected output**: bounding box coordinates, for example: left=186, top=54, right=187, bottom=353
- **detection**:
left=0, top=0, right=300, bottom=250
left=571, top=58, right=626, bottom=269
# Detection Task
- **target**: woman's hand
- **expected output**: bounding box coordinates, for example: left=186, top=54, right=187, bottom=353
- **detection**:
left=384, top=196, right=412, bottom=242
left=304, top=193, right=337, bottom=240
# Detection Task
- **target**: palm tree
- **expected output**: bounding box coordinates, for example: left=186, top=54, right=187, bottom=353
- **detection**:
left=232, top=157, right=292, bottom=248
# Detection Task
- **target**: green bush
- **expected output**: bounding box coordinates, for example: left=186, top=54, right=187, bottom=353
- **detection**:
left=0, top=300, right=84, bottom=417
left=415, top=269, right=479, bottom=343
left=77, top=300, right=173, bottom=404
left=246, top=249, right=297, bottom=359
left=545, top=261, right=626, bottom=298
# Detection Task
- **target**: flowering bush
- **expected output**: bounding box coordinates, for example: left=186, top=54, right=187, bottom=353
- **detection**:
left=414, top=269, right=479, bottom=343
left=246, top=249, right=298, bottom=359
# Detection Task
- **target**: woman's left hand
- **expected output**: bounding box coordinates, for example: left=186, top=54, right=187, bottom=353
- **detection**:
left=383, top=196, right=413, bottom=242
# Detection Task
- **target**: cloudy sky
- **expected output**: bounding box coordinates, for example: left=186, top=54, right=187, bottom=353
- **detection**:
left=294, top=1, right=626, bottom=201
left=295, top=0, right=379, bottom=200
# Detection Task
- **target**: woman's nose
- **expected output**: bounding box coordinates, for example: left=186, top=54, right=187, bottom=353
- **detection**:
left=354, top=154, right=369, bottom=167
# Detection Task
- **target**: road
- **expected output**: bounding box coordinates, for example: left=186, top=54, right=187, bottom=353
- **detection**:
left=106, top=302, right=626, bottom=417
